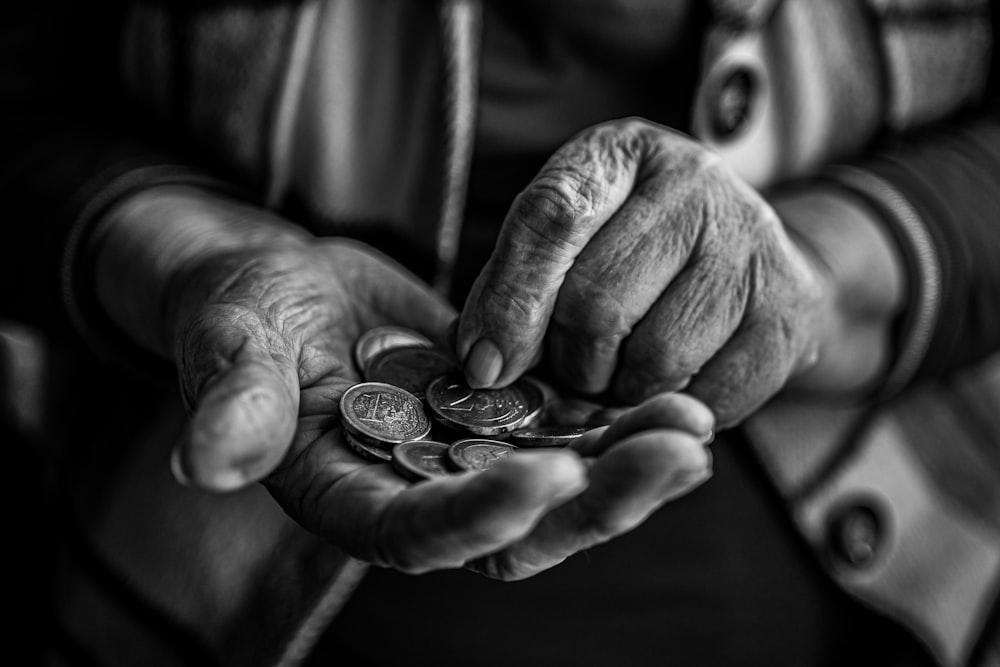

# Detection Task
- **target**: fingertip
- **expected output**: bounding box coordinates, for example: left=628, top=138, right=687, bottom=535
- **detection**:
left=677, top=443, right=714, bottom=491
left=172, top=438, right=254, bottom=492
left=667, top=392, right=716, bottom=437
left=464, top=338, right=504, bottom=388
left=203, top=469, right=254, bottom=492
left=601, top=429, right=712, bottom=484
left=185, top=381, right=295, bottom=492
left=170, top=446, right=192, bottom=487
left=677, top=465, right=713, bottom=494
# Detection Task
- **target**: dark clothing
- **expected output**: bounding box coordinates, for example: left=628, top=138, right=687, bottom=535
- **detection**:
left=320, top=431, right=935, bottom=667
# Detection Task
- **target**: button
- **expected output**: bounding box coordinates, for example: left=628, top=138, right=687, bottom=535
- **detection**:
left=709, top=67, right=755, bottom=141
left=827, top=501, right=883, bottom=569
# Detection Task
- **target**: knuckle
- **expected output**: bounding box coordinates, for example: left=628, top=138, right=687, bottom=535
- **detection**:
left=479, top=279, right=551, bottom=333
left=624, top=336, right=697, bottom=388
left=512, top=178, right=595, bottom=257
left=572, top=481, right=641, bottom=543
left=554, top=274, right=630, bottom=343
left=467, top=555, right=534, bottom=582
left=582, top=511, right=636, bottom=544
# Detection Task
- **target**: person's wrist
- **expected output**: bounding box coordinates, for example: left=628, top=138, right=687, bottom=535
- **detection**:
left=94, top=184, right=310, bottom=359
left=772, top=186, right=907, bottom=400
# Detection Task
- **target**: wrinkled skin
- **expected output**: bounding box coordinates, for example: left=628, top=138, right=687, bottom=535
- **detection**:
left=458, top=118, right=831, bottom=427
left=166, top=232, right=714, bottom=580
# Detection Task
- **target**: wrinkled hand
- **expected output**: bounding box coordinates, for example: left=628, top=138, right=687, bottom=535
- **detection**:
left=457, top=118, right=832, bottom=427
left=163, top=215, right=713, bottom=580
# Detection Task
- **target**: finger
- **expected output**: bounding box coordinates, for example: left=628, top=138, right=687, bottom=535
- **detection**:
left=571, top=392, right=715, bottom=457
left=611, top=255, right=749, bottom=404
left=265, top=429, right=583, bottom=573
left=373, top=451, right=588, bottom=573
left=174, top=310, right=299, bottom=492
left=547, top=151, right=720, bottom=394
left=469, top=428, right=711, bottom=580
left=684, top=314, right=798, bottom=428
left=333, top=239, right=458, bottom=347
left=456, top=121, right=650, bottom=389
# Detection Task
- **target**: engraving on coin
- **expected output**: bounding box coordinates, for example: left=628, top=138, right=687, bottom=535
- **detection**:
left=364, top=346, right=461, bottom=398
left=425, top=375, right=529, bottom=435
left=343, top=429, right=393, bottom=462
left=507, top=425, right=590, bottom=448
left=340, top=382, right=431, bottom=444
left=448, top=439, right=518, bottom=472
left=354, top=326, right=434, bottom=374
left=392, top=440, right=454, bottom=482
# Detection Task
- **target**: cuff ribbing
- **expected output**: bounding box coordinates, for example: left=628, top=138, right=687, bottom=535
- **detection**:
left=822, top=165, right=943, bottom=401
left=61, top=163, right=239, bottom=379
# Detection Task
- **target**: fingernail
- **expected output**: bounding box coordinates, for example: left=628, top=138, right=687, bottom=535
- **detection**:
left=465, top=338, right=503, bottom=388
left=170, top=447, right=192, bottom=487
left=171, top=445, right=249, bottom=491
left=206, top=469, right=250, bottom=492
left=703, top=429, right=715, bottom=445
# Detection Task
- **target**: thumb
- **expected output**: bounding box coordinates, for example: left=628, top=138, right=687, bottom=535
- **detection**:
left=456, top=122, right=641, bottom=389
left=173, top=310, right=299, bottom=492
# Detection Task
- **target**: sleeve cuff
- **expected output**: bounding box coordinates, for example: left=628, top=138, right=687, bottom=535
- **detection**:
left=821, top=165, right=943, bottom=401
left=60, top=163, right=243, bottom=380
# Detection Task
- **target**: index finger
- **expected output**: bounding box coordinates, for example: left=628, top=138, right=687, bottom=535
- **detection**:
left=456, top=120, right=649, bottom=389
left=282, top=431, right=589, bottom=574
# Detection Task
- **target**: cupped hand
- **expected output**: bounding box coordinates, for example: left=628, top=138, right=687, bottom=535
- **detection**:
left=158, top=201, right=713, bottom=580
left=457, top=118, right=833, bottom=427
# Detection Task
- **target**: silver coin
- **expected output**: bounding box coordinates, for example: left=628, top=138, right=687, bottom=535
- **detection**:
left=391, top=440, right=454, bottom=482
left=364, top=346, right=460, bottom=399
left=506, top=425, right=590, bottom=448
left=518, top=376, right=547, bottom=429
left=343, top=429, right=393, bottom=462
left=354, top=326, right=434, bottom=374
left=340, top=382, right=431, bottom=445
left=425, top=375, right=529, bottom=436
left=448, top=439, right=518, bottom=472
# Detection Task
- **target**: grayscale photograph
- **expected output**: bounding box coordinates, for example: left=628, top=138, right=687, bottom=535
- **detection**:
left=3, top=1, right=999, bottom=665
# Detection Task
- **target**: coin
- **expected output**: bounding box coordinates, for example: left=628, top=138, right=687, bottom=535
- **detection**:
left=425, top=375, right=529, bottom=436
left=354, top=326, right=434, bottom=374
left=506, top=425, right=590, bottom=448
left=448, top=438, right=518, bottom=472
left=340, top=382, right=431, bottom=445
left=343, top=428, right=394, bottom=462
left=391, top=440, right=454, bottom=482
left=518, top=376, right=547, bottom=429
left=364, top=346, right=461, bottom=399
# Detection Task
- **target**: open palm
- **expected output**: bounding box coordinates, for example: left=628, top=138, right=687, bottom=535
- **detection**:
left=170, top=236, right=714, bottom=580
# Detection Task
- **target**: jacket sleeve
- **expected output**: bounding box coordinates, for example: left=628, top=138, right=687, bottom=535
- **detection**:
left=820, top=2, right=1000, bottom=397
left=0, top=3, right=234, bottom=359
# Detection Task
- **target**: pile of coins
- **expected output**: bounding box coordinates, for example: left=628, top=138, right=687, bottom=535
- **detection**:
left=339, top=326, right=615, bottom=483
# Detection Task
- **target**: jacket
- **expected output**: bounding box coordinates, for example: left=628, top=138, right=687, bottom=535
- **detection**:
left=4, top=0, right=1000, bottom=665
